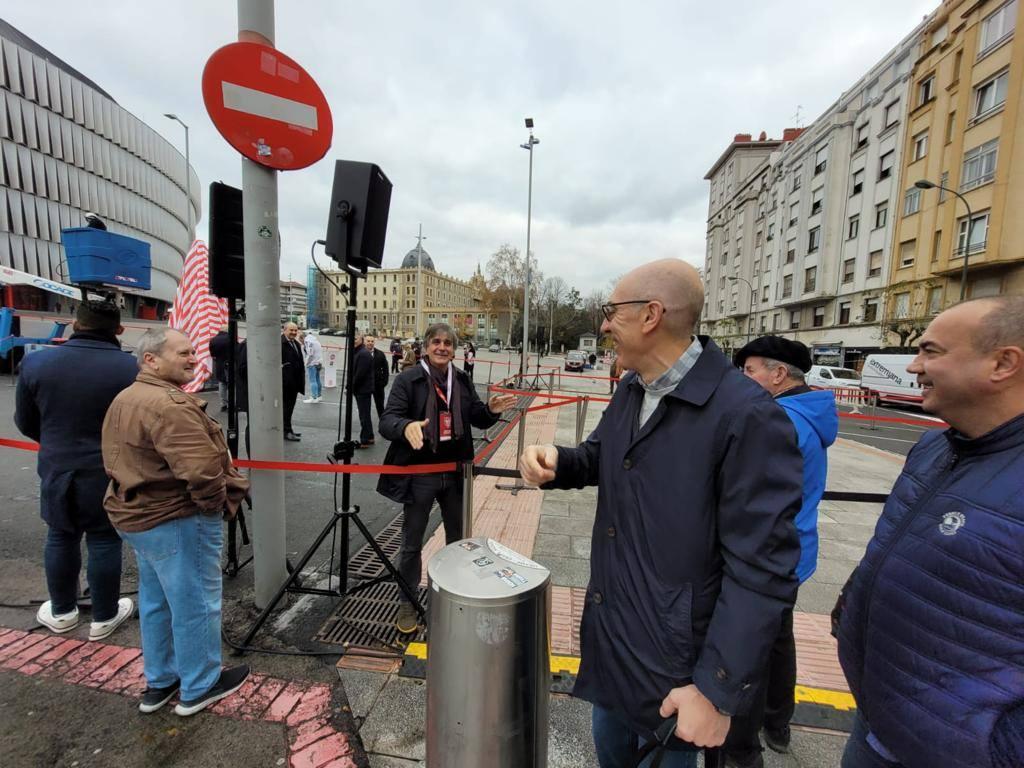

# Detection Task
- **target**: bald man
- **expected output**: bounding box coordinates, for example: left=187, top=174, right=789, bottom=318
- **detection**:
left=836, top=297, right=1024, bottom=768
left=521, top=259, right=803, bottom=767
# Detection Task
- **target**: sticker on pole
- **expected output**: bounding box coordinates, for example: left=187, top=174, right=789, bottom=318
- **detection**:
left=202, top=41, right=333, bottom=171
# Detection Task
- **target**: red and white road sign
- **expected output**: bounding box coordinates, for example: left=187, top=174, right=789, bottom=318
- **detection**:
left=202, top=42, right=333, bottom=171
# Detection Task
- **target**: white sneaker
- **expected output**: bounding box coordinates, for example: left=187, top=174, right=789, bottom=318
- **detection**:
left=314, top=397, right=323, bottom=403
left=302, top=398, right=315, bottom=404
left=36, top=601, right=80, bottom=634
left=89, top=598, right=134, bottom=641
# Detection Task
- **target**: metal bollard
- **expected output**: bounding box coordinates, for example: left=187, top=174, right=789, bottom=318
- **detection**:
left=426, top=537, right=551, bottom=767
left=869, top=391, right=879, bottom=432
left=514, top=402, right=529, bottom=489
left=548, top=370, right=554, bottom=398
left=460, top=461, right=475, bottom=538
left=487, top=360, right=494, bottom=385
left=578, top=396, right=590, bottom=444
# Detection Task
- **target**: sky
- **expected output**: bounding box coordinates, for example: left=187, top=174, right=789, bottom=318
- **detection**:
left=5, top=1, right=935, bottom=294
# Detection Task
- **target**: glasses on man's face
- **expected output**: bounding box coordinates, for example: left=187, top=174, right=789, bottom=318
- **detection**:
left=601, top=300, right=653, bottom=322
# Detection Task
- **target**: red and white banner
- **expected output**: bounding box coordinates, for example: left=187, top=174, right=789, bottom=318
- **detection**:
left=167, top=240, right=228, bottom=393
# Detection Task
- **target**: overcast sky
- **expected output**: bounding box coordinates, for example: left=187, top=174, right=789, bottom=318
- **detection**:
left=7, top=1, right=934, bottom=293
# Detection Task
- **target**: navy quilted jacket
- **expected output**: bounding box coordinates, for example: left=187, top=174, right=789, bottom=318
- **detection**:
left=837, top=414, right=1024, bottom=768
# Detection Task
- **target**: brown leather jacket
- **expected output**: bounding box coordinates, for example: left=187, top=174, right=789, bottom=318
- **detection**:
left=102, top=372, right=249, bottom=533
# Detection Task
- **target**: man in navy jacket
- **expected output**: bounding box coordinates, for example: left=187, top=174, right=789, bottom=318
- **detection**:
left=14, top=300, right=139, bottom=640
left=521, top=260, right=803, bottom=767
left=837, top=296, right=1024, bottom=768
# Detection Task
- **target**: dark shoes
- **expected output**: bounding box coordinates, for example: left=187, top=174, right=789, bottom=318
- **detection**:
left=725, top=751, right=764, bottom=768
left=285, top=432, right=301, bottom=442
left=139, top=679, right=181, bottom=714
left=174, top=665, right=250, bottom=717
left=357, top=439, right=375, bottom=449
left=395, top=603, right=420, bottom=634
left=763, top=725, right=791, bottom=754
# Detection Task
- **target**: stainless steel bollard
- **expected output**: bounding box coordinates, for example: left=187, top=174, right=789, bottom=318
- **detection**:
left=426, top=538, right=551, bottom=767
left=460, top=461, right=475, bottom=538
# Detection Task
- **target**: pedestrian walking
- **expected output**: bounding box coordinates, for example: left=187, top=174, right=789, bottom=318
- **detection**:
left=378, top=323, right=516, bottom=633
left=208, top=326, right=231, bottom=412
left=102, top=328, right=251, bottom=716
left=351, top=333, right=375, bottom=448
left=520, top=260, right=803, bottom=768
left=835, top=296, right=1024, bottom=768
left=303, top=330, right=324, bottom=403
left=14, top=300, right=138, bottom=640
left=366, top=335, right=390, bottom=418
left=390, top=337, right=402, bottom=374
left=726, top=336, right=838, bottom=767
left=400, top=342, right=416, bottom=372
left=463, top=342, right=476, bottom=382
left=281, top=322, right=305, bottom=441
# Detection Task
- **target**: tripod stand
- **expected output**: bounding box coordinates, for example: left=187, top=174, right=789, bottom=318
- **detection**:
left=238, top=208, right=424, bottom=652
left=222, top=298, right=253, bottom=577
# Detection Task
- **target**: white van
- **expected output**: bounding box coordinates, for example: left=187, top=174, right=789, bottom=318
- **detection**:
left=807, top=365, right=861, bottom=390
left=861, top=354, right=923, bottom=406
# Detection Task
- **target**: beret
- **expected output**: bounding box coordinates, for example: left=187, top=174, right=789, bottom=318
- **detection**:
left=733, top=335, right=812, bottom=373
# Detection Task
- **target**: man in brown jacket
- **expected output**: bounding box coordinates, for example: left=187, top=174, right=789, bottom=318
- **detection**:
left=103, top=328, right=250, bottom=717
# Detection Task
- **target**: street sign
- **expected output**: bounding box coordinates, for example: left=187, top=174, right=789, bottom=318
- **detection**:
left=202, top=42, right=333, bottom=171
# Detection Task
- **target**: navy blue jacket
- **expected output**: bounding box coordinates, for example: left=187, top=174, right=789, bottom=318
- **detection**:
left=838, top=414, right=1024, bottom=768
left=14, top=336, right=139, bottom=531
left=546, top=338, right=802, bottom=737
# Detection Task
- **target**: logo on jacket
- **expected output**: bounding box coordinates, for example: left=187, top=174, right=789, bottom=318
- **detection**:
left=939, top=511, right=966, bottom=536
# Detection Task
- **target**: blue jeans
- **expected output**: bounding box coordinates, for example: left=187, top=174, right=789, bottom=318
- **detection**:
left=592, top=705, right=698, bottom=768
left=307, top=365, right=322, bottom=399
left=842, top=714, right=905, bottom=767
left=44, top=524, right=122, bottom=621
left=119, top=514, right=223, bottom=700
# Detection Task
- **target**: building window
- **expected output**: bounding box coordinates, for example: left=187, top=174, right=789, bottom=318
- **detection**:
left=773, top=313, right=780, bottom=331
left=788, top=203, right=799, bottom=228
left=804, top=266, right=817, bottom=293
left=974, top=70, right=1009, bottom=118
left=848, top=215, right=860, bottom=240
left=968, top=276, right=1003, bottom=298
left=912, top=131, right=929, bottom=161
left=928, top=286, right=943, bottom=315
left=980, top=0, right=1017, bottom=54
left=808, top=227, right=821, bottom=253
left=864, top=299, right=879, bottom=322
left=899, top=239, right=917, bottom=268
left=767, top=222, right=775, bottom=240
left=903, top=187, right=921, bottom=216
left=955, top=211, right=990, bottom=255
left=939, top=171, right=949, bottom=201
left=932, top=230, right=942, bottom=262
left=782, top=274, right=793, bottom=298
left=879, top=151, right=895, bottom=180
left=961, top=139, right=998, bottom=190
left=792, top=167, right=802, bottom=191
left=856, top=123, right=870, bottom=149
left=884, top=100, right=900, bottom=128
left=786, top=241, right=796, bottom=263
left=813, top=306, right=826, bottom=328
left=839, top=301, right=851, bottom=325
left=894, top=292, right=911, bottom=319
left=932, top=21, right=949, bottom=46
left=789, top=310, right=801, bottom=330
left=814, top=145, right=828, bottom=175
left=842, top=258, right=856, bottom=283
left=869, top=250, right=884, bottom=277
left=874, top=202, right=888, bottom=229
left=811, top=188, right=823, bottom=215
left=851, top=169, right=865, bottom=196
left=918, top=75, right=936, bottom=106
left=760, top=316, right=767, bottom=332
left=762, top=285, right=770, bottom=303
left=946, top=112, right=957, bottom=144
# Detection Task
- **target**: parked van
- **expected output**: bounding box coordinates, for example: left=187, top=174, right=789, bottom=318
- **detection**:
left=861, top=354, right=922, bottom=406
left=807, top=365, right=861, bottom=390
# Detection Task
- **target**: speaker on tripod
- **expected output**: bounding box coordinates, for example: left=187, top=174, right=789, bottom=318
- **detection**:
left=209, top=181, right=245, bottom=300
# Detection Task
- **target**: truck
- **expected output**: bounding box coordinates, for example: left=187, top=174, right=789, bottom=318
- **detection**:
left=860, top=354, right=923, bottom=406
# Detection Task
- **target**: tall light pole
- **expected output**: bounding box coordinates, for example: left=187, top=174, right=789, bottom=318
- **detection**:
left=915, top=179, right=973, bottom=301
left=727, top=275, right=755, bottom=342
left=163, top=114, right=192, bottom=241
left=415, top=224, right=426, bottom=336
left=520, top=118, right=539, bottom=379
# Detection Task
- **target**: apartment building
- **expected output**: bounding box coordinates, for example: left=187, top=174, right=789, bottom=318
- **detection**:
left=280, top=280, right=306, bottom=325
left=888, top=0, right=1024, bottom=334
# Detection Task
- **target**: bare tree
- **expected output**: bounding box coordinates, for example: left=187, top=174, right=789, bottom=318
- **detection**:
left=541, top=276, right=569, bottom=352
left=583, top=289, right=608, bottom=334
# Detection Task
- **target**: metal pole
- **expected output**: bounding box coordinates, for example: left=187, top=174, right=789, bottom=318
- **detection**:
left=514, top=403, right=528, bottom=489
left=238, top=0, right=287, bottom=610
left=461, top=461, right=474, bottom=538
left=183, top=123, right=192, bottom=240
left=956, top=192, right=973, bottom=301
left=520, top=129, right=536, bottom=379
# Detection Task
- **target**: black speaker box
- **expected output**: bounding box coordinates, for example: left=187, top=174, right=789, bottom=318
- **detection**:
left=324, top=161, right=392, bottom=270
left=208, top=181, right=245, bottom=300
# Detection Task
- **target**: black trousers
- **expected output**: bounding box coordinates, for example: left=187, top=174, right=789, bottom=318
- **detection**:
left=283, top=387, right=299, bottom=433
left=724, top=605, right=796, bottom=758
left=373, top=386, right=386, bottom=418
left=397, top=473, right=463, bottom=602
left=391, top=355, right=400, bottom=373
left=355, top=393, right=374, bottom=443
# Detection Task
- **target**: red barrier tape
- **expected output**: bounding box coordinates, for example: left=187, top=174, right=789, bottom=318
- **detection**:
left=0, top=437, right=38, bottom=452
left=840, top=412, right=947, bottom=429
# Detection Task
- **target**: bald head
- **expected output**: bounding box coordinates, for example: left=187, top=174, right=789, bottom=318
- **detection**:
left=616, top=259, right=704, bottom=338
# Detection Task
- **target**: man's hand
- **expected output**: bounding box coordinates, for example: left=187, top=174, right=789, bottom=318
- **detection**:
left=659, top=684, right=730, bottom=748
left=488, top=393, right=517, bottom=414
left=404, top=419, right=429, bottom=450
left=519, top=444, right=558, bottom=486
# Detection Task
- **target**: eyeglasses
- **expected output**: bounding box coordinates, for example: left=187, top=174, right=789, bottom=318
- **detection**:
left=601, top=300, right=653, bottom=321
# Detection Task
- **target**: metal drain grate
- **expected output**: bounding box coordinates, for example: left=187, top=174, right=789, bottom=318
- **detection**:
left=347, top=514, right=404, bottom=579
left=313, top=580, right=427, bottom=650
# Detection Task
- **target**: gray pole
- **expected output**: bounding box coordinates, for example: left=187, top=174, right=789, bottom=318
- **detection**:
left=184, top=123, right=192, bottom=239
left=519, top=125, right=538, bottom=380
left=952, top=190, right=974, bottom=302
left=238, top=0, right=287, bottom=610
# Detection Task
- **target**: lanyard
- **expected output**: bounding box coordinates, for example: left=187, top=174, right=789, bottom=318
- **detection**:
left=421, top=361, right=452, bottom=407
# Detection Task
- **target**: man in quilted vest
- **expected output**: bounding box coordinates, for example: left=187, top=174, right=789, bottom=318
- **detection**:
left=837, top=296, right=1024, bottom=768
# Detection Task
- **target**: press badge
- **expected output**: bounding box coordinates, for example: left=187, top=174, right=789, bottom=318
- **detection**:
left=439, top=411, right=453, bottom=441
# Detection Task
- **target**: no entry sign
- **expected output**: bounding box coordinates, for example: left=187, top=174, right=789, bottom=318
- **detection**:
left=202, top=42, right=333, bottom=171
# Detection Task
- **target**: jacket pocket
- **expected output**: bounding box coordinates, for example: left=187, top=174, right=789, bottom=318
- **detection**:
left=126, top=519, right=181, bottom=563
left=652, top=580, right=694, bottom=677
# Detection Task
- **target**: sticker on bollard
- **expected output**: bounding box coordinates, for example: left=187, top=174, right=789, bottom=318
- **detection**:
left=426, top=537, right=551, bottom=767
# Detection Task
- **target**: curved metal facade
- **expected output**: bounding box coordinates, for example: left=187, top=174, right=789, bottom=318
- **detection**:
left=0, top=24, right=200, bottom=305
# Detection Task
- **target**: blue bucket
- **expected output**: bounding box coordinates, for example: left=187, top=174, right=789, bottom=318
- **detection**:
left=61, top=227, right=152, bottom=290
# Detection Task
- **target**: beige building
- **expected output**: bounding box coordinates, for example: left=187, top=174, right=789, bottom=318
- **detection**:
left=280, top=280, right=306, bottom=324
left=888, top=0, right=1024, bottom=337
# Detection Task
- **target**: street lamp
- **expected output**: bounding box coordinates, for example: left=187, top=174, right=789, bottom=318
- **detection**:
left=915, top=179, right=973, bottom=301
left=164, top=114, right=192, bottom=242
left=520, top=118, right=539, bottom=379
left=727, top=275, right=755, bottom=342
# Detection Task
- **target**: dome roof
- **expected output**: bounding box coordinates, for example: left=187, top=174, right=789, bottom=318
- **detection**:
left=401, top=247, right=435, bottom=271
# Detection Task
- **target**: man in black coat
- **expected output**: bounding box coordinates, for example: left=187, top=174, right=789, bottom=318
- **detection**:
left=377, top=323, right=517, bottom=633
left=14, top=300, right=139, bottom=640
left=521, top=260, right=802, bottom=767
left=390, top=337, right=402, bottom=374
left=366, top=335, right=391, bottom=418
left=281, top=323, right=305, bottom=441
left=351, top=333, right=376, bottom=447
left=208, top=327, right=231, bottom=411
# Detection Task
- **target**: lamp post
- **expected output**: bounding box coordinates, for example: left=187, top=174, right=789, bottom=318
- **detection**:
left=915, top=179, right=973, bottom=301
left=163, top=114, right=192, bottom=241
left=727, top=275, right=755, bottom=342
left=520, top=118, right=539, bottom=379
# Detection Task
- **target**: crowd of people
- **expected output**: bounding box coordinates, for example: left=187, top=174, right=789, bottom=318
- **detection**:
left=10, top=260, right=1024, bottom=768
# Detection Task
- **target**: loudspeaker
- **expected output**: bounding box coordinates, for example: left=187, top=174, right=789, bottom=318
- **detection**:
left=324, top=161, right=392, bottom=270
left=209, top=181, right=245, bottom=300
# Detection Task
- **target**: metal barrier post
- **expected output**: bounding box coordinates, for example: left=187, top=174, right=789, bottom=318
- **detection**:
left=514, top=403, right=528, bottom=489
left=487, top=360, right=494, bottom=385
left=548, top=371, right=554, bottom=398
left=460, top=461, right=474, bottom=538
left=578, top=396, right=590, bottom=444
left=870, top=392, right=879, bottom=431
